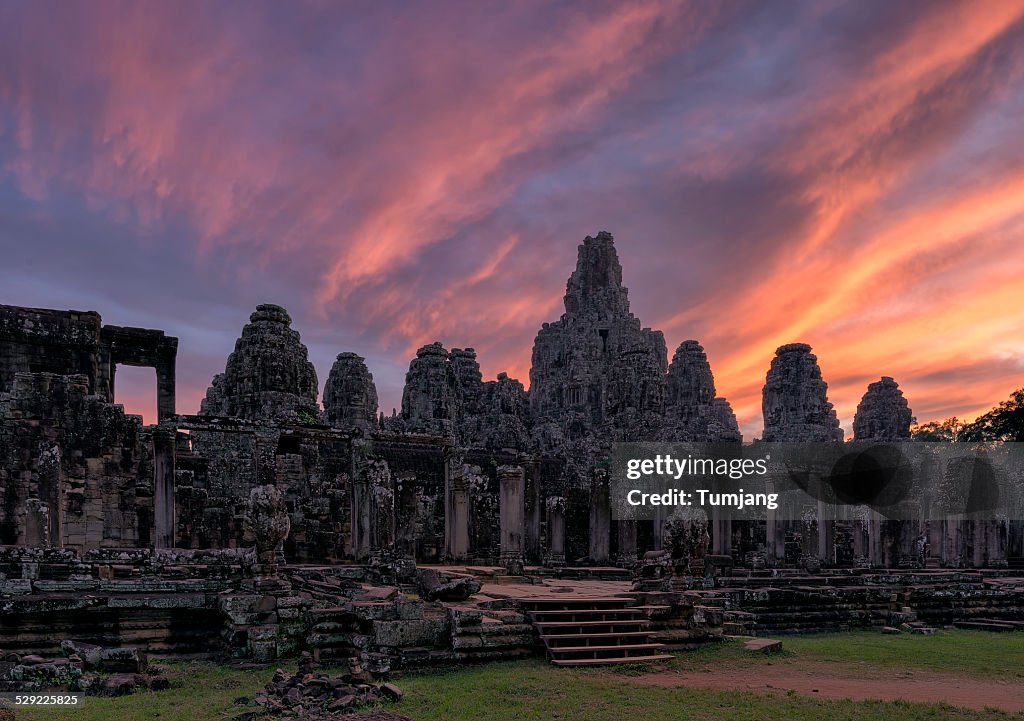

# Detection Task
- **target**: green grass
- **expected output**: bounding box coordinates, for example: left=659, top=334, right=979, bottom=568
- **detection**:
left=661, top=629, right=1024, bottom=680
left=15, top=630, right=1024, bottom=721
left=780, top=630, right=1024, bottom=679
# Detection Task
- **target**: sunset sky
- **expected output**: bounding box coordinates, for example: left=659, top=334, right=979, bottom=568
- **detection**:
left=2, top=0, right=1024, bottom=436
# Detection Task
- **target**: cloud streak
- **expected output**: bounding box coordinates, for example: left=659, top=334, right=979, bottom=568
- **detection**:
left=1, top=0, right=1023, bottom=434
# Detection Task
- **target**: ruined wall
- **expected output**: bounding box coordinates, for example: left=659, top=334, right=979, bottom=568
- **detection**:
left=0, top=373, right=148, bottom=552
left=0, top=304, right=178, bottom=421
left=0, top=306, right=103, bottom=396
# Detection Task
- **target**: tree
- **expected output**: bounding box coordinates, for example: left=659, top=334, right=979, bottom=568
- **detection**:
left=960, top=388, right=1024, bottom=442
left=910, top=417, right=961, bottom=442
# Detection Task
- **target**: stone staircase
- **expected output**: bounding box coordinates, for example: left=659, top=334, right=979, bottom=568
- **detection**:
left=520, top=597, right=673, bottom=667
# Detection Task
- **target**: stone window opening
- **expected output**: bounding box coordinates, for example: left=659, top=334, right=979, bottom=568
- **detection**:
left=111, top=364, right=158, bottom=425
left=277, top=434, right=302, bottom=455
left=599, top=328, right=609, bottom=352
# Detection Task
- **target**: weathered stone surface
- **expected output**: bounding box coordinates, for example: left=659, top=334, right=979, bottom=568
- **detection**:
left=529, top=232, right=667, bottom=444
left=853, top=376, right=913, bottom=441
left=761, top=343, right=843, bottom=442
left=245, top=484, right=291, bottom=566
left=658, top=341, right=741, bottom=442
left=323, top=352, right=378, bottom=430
left=0, top=372, right=146, bottom=551
left=396, top=342, right=459, bottom=435
left=200, top=304, right=319, bottom=423
left=461, top=372, right=531, bottom=451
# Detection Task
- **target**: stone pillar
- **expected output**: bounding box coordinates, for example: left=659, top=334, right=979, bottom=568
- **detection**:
left=817, top=500, right=834, bottom=566
left=800, top=505, right=819, bottom=570
left=983, top=519, right=1008, bottom=567
left=618, top=520, right=638, bottom=567
left=523, top=457, right=542, bottom=564
left=545, top=496, right=566, bottom=566
left=896, top=519, right=919, bottom=568
left=712, top=507, right=732, bottom=556
left=498, top=465, right=525, bottom=574
left=765, top=483, right=786, bottom=566
left=153, top=427, right=176, bottom=549
left=22, top=500, right=51, bottom=548
left=156, top=351, right=177, bottom=422
left=444, top=455, right=470, bottom=561
left=867, top=511, right=883, bottom=567
left=941, top=514, right=964, bottom=567
left=396, top=472, right=418, bottom=559
left=653, top=505, right=666, bottom=551
left=351, top=458, right=373, bottom=561
left=589, top=469, right=611, bottom=564
left=368, top=461, right=395, bottom=556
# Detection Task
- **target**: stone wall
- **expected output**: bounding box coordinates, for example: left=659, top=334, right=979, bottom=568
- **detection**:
left=0, top=373, right=148, bottom=552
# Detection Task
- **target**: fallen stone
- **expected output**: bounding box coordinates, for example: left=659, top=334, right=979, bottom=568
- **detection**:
left=423, top=576, right=481, bottom=602
left=744, top=639, right=782, bottom=654
left=99, top=673, right=141, bottom=696
left=882, top=626, right=901, bottom=634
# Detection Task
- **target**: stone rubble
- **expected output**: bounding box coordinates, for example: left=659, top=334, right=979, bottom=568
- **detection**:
left=253, top=654, right=404, bottom=719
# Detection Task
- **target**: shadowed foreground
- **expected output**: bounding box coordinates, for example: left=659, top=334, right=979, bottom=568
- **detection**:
left=16, top=631, right=1024, bottom=721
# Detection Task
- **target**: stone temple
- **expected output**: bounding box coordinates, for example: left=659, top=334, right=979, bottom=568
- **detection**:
left=0, top=231, right=1022, bottom=672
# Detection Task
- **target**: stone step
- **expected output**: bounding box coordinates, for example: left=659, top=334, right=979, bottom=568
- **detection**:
left=549, top=643, right=665, bottom=655
left=550, top=654, right=673, bottom=667
left=517, top=597, right=634, bottom=609
left=530, top=608, right=645, bottom=622
left=533, top=620, right=649, bottom=630
left=954, top=620, right=1019, bottom=632
left=541, top=631, right=652, bottom=644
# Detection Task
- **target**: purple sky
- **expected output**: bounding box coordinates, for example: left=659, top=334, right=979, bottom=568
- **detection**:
left=2, top=0, right=1024, bottom=435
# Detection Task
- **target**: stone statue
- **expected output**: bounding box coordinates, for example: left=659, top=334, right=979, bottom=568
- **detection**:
left=245, top=484, right=291, bottom=574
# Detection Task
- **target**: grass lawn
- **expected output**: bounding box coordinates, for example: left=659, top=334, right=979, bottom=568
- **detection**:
left=15, top=630, right=1023, bottom=721
left=669, top=629, right=1024, bottom=680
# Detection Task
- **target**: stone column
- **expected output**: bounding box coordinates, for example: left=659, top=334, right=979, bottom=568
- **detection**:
left=22, top=500, right=51, bottom=548
left=941, top=514, right=964, bottom=567
left=545, top=496, right=566, bottom=566
left=817, top=500, right=834, bottom=566
left=983, top=518, right=1008, bottom=567
left=395, top=472, right=418, bottom=559
left=618, top=520, right=638, bottom=567
left=153, top=427, right=176, bottom=549
left=498, top=465, right=525, bottom=574
left=765, top=482, right=786, bottom=566
left=523, top=456, right=542, bottom=564
left=868, top=511, right=884, bottom=567
left=653, top=505, right=666, bottom=551
left=351, top=465, right=372, bottom=561
left=712, top=507, right=732, bottom=556
left=589, top=469, right=611, bottom=564
left=800, top=505, right=819, bottom=571
left=444, top=455, right=470, bottom=561
left=368, top=460, right=395, bottom=556
left=156, top=350, right=177, bottom=422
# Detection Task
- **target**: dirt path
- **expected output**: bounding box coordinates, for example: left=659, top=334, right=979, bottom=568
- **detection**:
left=626, top=665, right=1024, bottom=712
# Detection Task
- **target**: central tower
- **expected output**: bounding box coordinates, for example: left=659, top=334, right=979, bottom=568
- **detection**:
left=528, top=231, right=668, bottom=444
